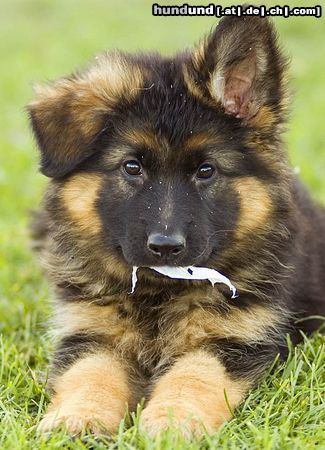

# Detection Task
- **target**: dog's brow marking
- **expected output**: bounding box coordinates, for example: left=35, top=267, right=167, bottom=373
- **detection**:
left=123, top=128, right=158, bottom=151
left=184, top=132, right=219, bottom=150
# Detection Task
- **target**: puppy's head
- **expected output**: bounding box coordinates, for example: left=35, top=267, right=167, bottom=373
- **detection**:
left=28, top=17, right=289, bottom=278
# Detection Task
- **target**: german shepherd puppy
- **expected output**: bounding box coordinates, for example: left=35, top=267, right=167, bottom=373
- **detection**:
left=28, top=16, right=325, bottom=437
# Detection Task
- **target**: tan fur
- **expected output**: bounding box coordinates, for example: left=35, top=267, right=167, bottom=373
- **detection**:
left=140, top=350, right=249, bottom=437
left=156, top=294, right=282, bottom=368
left=233, top=177, right=272, bottom=239
left=184, top=131, right=219, bottom=150
left=31, top=52, right=144, bottom=116
left=28, top=53, right=145, bottom=167
left=191, top=38, right=207, bottom=72
left=244, top=133, right=289, bottom=178
left=182, top=63, right=213, bottom=108
left=38, top=352, right=132, bottom=434
left=101, top=251, right=132, bottom=284
left=61, top=174, right=103, bottom=234
left=173, top=302, right=279, bottom=345
left=123, top=128, right=159, bottom=151
left=40, top=242, right=130, bottom=298
left=53, top=301, right=142, bottom=357
left=250, top=105, right=278, bottom=130
left=54, top=290, right=280, bottom=372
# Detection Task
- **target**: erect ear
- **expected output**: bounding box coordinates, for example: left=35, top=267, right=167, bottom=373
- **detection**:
left=184, top=15, right=288, bottom=125
left=28, top=52, right=144, bottom=178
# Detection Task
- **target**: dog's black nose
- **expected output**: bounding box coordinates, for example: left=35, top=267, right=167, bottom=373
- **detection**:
left=147, top=233, right=186, bottom=259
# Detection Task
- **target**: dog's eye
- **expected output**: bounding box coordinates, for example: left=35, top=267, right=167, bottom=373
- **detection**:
left=123, top=160, right=142, bottom=176
left=196, top=163, right=215, bottom=179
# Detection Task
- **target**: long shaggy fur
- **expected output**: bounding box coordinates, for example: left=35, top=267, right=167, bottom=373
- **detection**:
left=28, top=15, right=324, bottom=436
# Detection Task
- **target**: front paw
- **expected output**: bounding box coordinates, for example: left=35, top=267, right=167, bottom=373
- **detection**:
left=139, top=401, right=214, bottom=439
left=38, top=407, right=119, bottom=435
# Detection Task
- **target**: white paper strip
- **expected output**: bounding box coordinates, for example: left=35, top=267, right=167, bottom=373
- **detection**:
left=130, top=265, right=237, bottom=298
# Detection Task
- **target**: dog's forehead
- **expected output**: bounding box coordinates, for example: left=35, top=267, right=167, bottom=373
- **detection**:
left=112, top=60, right=231, bottom=151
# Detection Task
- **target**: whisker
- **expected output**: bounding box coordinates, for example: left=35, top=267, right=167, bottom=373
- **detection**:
left=192, top=229, right=235, bottom=262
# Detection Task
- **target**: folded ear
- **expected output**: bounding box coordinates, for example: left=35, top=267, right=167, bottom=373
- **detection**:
left=28, top=53, right=144, bottom=177
left=184, top=16, right=288, bottom=126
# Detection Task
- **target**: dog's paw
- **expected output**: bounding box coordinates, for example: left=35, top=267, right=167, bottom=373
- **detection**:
left=38, top=408, right=118, bottom=436
left=139, top=401, right=213, bottom=439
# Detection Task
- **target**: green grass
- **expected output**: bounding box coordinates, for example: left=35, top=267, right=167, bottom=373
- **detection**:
left=0, top=1, right=324, bottom=448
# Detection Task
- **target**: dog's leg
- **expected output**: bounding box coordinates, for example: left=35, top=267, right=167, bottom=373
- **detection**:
left=139, top=297, right=285, bottom=437
left=38, top=300, right=142, bottom=435
left=139, top=349, right=252, bottom=438
left=38, top=350, right=133, bottom=434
